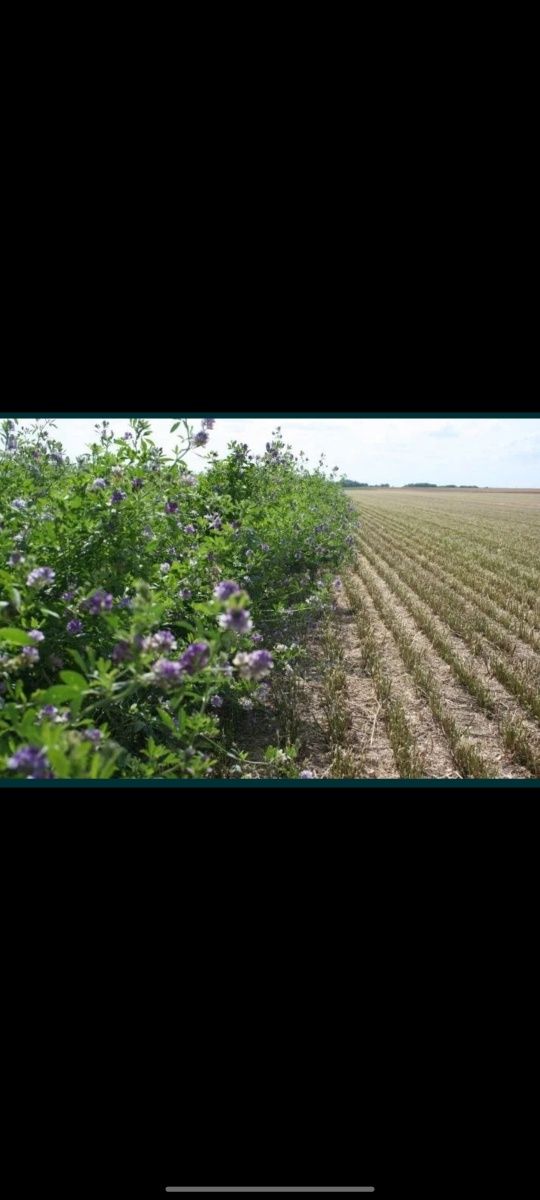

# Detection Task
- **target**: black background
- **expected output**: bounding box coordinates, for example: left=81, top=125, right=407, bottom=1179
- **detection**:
left=4, top=400, right=535, bottom=1198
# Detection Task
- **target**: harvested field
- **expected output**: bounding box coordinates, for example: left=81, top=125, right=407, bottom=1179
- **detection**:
left=332, top=489, right=540, bottom=778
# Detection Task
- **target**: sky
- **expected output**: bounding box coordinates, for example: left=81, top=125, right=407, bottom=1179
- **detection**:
left=9, top=415, right=540, bottom=487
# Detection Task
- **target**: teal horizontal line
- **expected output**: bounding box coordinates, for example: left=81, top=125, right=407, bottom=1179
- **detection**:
left=0, top=779, right=535, bottom=787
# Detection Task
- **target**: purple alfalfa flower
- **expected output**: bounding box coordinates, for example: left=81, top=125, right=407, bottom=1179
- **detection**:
left=193, top=430, right=209, bottom=447
left=333, top=577, right=342, bottom=590
left=28, top=629, right=45, bottom=642
left=201, top=418, right=215, bottom=430
left=299, top=770, right=317, bottom=779
left=178, top=640, right=210, bottom=675
left=82, top=728, right=102, bottom=743
left=118, top=597, right=132, bottom=609
left=247, top=649, right=273, bottom=679
left=49, top=452, right=63, bottom=465
left=132, top=477, right=144, bottom=490
left=218, top=608, right=253, bottom=635
left=62, top=590, right=76, bottom=601
left=39, top=705, right=58, bottom=719
left=11, top=498, right=27, bottom=510
left=122, top=431, right=133, bottom=440
left=233, top=649, right=273, bottom=680
left=213, top=579, right=241, bottom=601
left=67, top=618, right=84, bottom=634
left=179, top=587, right=192, bottom=601
left=90, top=477, right=107, bottom=490
left=22, top=646, right=40, bottom=664
left=111, top=489, right=127, bottom=503
left=164, top=500, right=179, bottom=514
left=209, top=515, right=222, bottom=530
left=7, top=744, right=52, bottom=779
left=183, top=523, right=196, bottom=535
left=151, top=657, right=183, bottom=684
left=147, top=630, right=177, bottom=652
left=111, top=640, right=132, bottom=665
left=251, top=632, right=263, bottom=645
left=159, top=562, right=171, bottom=575
left=84, top=589, right=113, bottom=615
left=7, top=744, right=51, bottom=782
left=26, top=566, right=55, bottom=588
left=8, top=552, right=25, bottom=565
left=210, top=694, right=223, bottom=709
left=255, top=683, right=271, bottom=704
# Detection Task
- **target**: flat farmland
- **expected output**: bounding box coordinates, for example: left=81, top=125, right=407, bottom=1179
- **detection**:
left=339, top=489, right=540, bottom=778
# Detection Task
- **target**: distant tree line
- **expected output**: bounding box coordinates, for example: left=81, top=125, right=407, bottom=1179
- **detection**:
left=341, top=480, right=390, bottom=488
left=341, top=479, right=479, bottom=489
left=404, top=483, right=479, bottom=489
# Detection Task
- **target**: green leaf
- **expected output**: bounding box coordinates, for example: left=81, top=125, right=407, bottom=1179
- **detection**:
left=47, top=745, right=70, bottom=776
left=41, top=608, right=60, bottom=619
left=157, top=707, right=176, bottom=732
left=0, top=627, right=33, bottom=645
left=8, top=588, right=21, bottom=613
left=67, top=648, right=88, bottom=672
left=170, top=421, right=181, bottom=433
left=40, top=685, right=81, bottom=704
left=59, top=670, right=87, bottom=691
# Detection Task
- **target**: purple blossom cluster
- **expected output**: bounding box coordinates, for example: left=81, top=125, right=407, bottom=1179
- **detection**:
left=164, top=500, right=178, bottom=514
left=151, top=658, right=183, bottom=684
left=143, top=630, right=177, bottom=652
left=22, top=646, right=40, bottom=664
left=111, top=489, right=127, bottom=503
left=27, top=566, right=55, bottom=588
left=183, top=524, right=196, bottom=534
left=193, top=430, right=209, bottom=447
left=90, top=478, right=107, bottom=490
left=7, top=745, right=52, bottom=778
left=132, top=477, right=144, bottom=490
left=218, top=608, right=253, bottom=635
left=201, top=418, right=215, bottom=429
left=178, top=641, right=210, bottom=674
left=233, top=649, right=273, bottom=679
left=67, top=619, right=84, bottom=634
left=83, top=589, right=113, bottom=614
left=213, top=580, right=241, bottom=601
left=111, top=640, right=132, bottom=664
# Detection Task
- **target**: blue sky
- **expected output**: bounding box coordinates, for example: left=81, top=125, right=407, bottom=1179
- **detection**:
left=9, top=416, right=540, bottom=487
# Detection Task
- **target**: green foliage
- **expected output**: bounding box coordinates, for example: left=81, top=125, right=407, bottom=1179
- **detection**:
left=0, top=420, right=356, bottom=779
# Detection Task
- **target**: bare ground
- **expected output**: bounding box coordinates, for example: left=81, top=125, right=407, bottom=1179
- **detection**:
left=341, top=574, right=459, bottom=778
left=356, top=554, right=535, bottom=778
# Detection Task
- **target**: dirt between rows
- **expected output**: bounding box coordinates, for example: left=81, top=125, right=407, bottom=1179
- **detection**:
left=355, top=556, right=535, bottom=779
left=340, top=576, right=459, bottom=778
